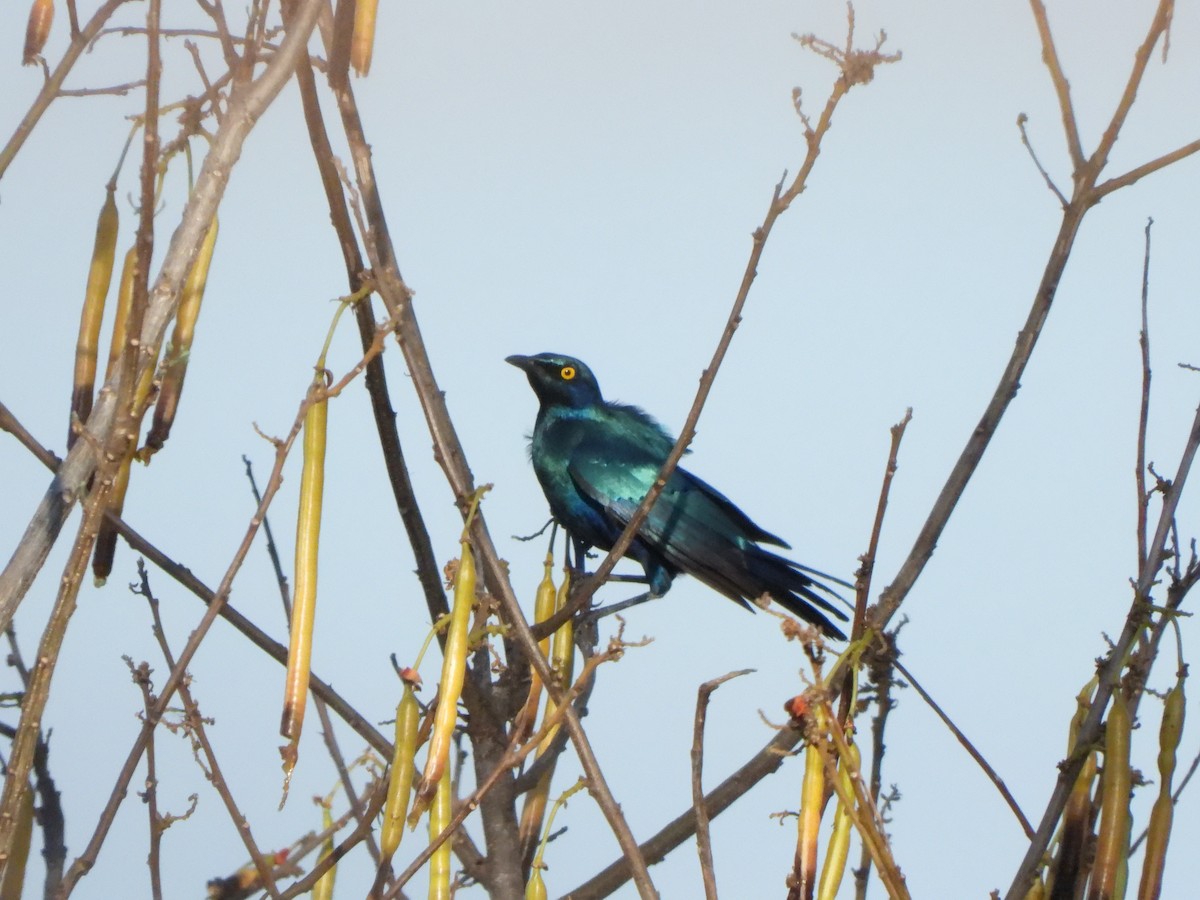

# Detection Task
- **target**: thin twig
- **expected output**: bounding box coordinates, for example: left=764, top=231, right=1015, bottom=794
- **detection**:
left=131, top=661, right=164, bottom=900
left=893, top=659, right=1033, bottom=839
left=0, top=0, right=132, bottom=180
left=1016, top=113, right=1068, bottom=207
left=1137, top=219, right=1153, bottom=570
left=1094, top=135, right=1200, bottom=200
left=58, top=80, right=148, bottom=97
left=692, top=670, right=754, bottom=900
left=852, top=409, right=912, bottom=643
left=135, top=562, right=283, bottom=898
left=1027, top=0, right=1084, bottom=169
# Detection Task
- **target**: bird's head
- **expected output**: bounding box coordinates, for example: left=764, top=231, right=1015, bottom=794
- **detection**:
left=506, top=353, right=603, bottom=409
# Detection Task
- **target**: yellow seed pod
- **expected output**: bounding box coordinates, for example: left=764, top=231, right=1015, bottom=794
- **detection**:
left=515, top=556, right=558, bottom=743
left=380, top=680, right=420, bottom=858
left=428, top=766, right=453, bottom=900
left=816, top=740, right=859, bottom=900
left=351, top=0, right=380, bottom=76
left=410, top=537, right=476, bottom=826
left=104, top=245, right=139, bottom=384
left=518, top=567, right=575, bottom=852
left=70, top=185, right=119, bottom=448
left=1137, top=676, right=1185, bottom=900
left=145, top=215, right=219, bottom=455
left=279, top=382, right=329, bottom=802
left=22, top=0, right=54, bottom=65
left=1090, top=691, right=1132, bottom=900
left=311, top=803, right=337, bottom=900
left=0, top=781, right=34, bottom=900
left=792, top=739, right=825, bottom=897
left=549, top=567, right=574, bottom=689
left=1023, top=877, right=1046, bottom=900
left=525, top=869, right=548, bottom=900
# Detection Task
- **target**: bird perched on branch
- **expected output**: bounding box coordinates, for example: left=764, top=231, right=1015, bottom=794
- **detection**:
left=506, top=352, right=848, bottom=638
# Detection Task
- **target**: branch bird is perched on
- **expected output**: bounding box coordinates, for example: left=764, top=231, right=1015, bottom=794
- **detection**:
left=506, top=352, right=848, bottom=638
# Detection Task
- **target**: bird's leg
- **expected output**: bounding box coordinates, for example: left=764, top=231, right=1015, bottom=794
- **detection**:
left=604, top=573, right=652, bottom=585
left=582, top=590, right=658, bottom=624
left=565, top=536, right=592, bottom=586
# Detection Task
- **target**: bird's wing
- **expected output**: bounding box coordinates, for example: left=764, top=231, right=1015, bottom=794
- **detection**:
left=567, top=435, right=789, bottom=547
left=568, top=437, right=847, bottom=634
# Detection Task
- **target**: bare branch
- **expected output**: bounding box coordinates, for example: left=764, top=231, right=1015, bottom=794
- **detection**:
left=1017, top=113, right=1068, bottom=207
left=1137, top=219, right=1154, bottom=570
left=693, top=670, right=754, bottom=900
left=1027, top=0, right=1085, bottom=170
left=0, top=0, right=133, bottom=181
left=893, top=659, right=1033, bottom=839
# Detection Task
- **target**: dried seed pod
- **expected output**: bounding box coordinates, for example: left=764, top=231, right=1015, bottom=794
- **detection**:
left=1052, top=678, right=1099, bottom=895
left=91, top=455, right=132, bottom=585
left=380, top=679, right=420, bottom=859
left=145, top=215, right=219, bottom=456
left=1137, top=675, right=1185, bottom=900
left=1088, top=691, right=1132, bottom=900
left=279, top=381, right=329, bottom=795
left=23, top=0, right=53, bottom=65
left=350, top=0, right=379, bottom=76
left=410, top=534, right=476, bottom=825
left=70, top=185, right=119, bottom=448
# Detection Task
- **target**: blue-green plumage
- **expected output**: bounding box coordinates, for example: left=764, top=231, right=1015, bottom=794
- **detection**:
left=507, top=352, right=848, bottom=638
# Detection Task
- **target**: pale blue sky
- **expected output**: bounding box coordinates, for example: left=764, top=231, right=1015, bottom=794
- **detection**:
left=1, top=2, right=1198, bottom=897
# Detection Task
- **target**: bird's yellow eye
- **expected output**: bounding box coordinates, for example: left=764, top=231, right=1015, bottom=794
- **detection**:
left=560, top=366, right=576, bottom=381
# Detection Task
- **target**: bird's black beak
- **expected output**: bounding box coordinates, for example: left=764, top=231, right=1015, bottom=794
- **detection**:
left=505, top=354, right=534, bottom=372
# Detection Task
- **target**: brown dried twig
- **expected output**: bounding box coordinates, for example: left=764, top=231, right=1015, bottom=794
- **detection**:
left=892, top=659, right=1033, bottom=839
left=134, top=561, right=283, bottom=898
left=692, top=669, right=755, bottom=900
left=0, top=0, right=133, bottom=181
